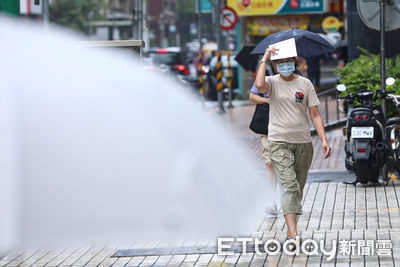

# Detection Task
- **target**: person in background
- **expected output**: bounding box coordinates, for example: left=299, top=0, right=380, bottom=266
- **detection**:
left=336, top=42, right=348, bottom=69
left=249, top=61, right=279, bottom=216
left=295, top=56, right=307, bottom=77
left=255, top=47, right=331, bottom=241
left=305, top=55, right=325, bottom=93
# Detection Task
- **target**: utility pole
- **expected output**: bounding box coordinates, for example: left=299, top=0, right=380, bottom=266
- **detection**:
left=142, top=0, right=149, bottom=52
left=138, top=0, right=143, bottom=41
left=137, top=0, right=143, bottom=57
left=215, top=0, right=225, bottom=114
left=197, top=0, right=202, bottom=52
left=216, top=0, right=221, bottom=51
left=197, top=0, right=205, bottom=106
left=380, top=0, right=387, bottom=119
left=42, top=0, right=49, bottom=28
left=132, top=0, right=137, bottom=39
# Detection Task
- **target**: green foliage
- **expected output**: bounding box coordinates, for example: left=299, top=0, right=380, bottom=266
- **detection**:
left=50, top=0, right=105, bottom=34
left=336, top=47, right=400, bottom=117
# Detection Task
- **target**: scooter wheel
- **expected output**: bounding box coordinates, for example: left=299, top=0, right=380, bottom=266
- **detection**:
left=355, top=159, right=378, bottom=184
left=345, top=156, right=353, bottom=171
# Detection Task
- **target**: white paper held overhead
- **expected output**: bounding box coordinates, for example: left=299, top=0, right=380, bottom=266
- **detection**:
left=269, top=38, right=297, bottom=61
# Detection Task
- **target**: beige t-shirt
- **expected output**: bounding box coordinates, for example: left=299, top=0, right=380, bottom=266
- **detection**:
left=265, top=74, right=320, bottom=143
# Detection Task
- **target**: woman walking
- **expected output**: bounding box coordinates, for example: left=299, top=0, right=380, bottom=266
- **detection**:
left=255, top=47, right=331, bottom=240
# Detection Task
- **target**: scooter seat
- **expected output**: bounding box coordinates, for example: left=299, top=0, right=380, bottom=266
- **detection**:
left=351, top=107, right=373, bottom=116
left=351, top=107, right=371, bottom=113
left=386, top=117, right=400, bottom=126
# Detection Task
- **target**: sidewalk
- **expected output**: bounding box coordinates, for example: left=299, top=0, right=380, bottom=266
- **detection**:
left=2, top=182, right=399, bottom=266
left=3, top=103, right=399, bottom=267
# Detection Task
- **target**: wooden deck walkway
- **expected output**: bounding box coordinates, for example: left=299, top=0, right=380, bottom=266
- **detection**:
left=2, top=182, right=400, bottom=266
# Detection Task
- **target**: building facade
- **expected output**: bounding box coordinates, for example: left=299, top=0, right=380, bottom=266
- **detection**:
left=106, top=0, right=178, bottom=47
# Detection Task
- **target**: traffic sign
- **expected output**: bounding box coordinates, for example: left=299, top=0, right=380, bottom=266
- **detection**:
left=357, top=0, right=400, bottom=32
left=220, top=6, right=238, bottom=30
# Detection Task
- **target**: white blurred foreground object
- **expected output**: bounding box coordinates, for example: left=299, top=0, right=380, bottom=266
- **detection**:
left=0, top=18, right=272, bottom=253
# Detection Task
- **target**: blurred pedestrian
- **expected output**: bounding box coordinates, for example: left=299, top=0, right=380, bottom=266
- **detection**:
left=336, top=41, right=347, bottom=69
left=249, top=61, right=279, bottom=216
left=295, top=56, right=307, bottom=77
left=194, top=52, right=207, bottom=75
left=305, top=55, right=325, bottom=93
left=255, top=47, right=331, bottom=241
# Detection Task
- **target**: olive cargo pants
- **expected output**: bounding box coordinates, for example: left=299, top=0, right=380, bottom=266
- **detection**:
left=267, top=140, right=313, bottom=215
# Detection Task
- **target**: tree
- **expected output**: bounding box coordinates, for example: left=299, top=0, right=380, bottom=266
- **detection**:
left=336, top=48, right=400, bottom=117
left=50, top=0, right=106, bottom=34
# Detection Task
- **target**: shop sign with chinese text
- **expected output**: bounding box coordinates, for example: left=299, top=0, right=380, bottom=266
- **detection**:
left=227, top=0, right=325, bottom=16
left=247, top=15, right=310, bottom=36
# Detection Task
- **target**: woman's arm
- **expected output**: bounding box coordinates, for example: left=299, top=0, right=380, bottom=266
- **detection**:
left=255, top=48, right=278, bottom=93
left=249, top=92, right=269, bottom=104
left=309, top=106, right=331, bottom=159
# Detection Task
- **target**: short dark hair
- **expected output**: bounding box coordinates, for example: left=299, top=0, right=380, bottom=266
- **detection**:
left=273, top=57, right=295, bottom=63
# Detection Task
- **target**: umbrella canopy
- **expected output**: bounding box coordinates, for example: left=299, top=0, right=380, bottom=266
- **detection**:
left=0, top=18, right=273, bottom=252
left=251, top=29, right=335, bottom=58
left=234, top=45, right=259, bottom=72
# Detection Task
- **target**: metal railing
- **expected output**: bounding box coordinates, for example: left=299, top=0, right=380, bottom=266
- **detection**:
left=311, top=87, right=347, bottom=135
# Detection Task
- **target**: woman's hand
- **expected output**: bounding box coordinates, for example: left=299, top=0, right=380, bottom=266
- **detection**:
left=262, top=47, right=279, bottom=61
left=322, top=140, right=331, bottom=159
left=255, top=47, right=278, bottom=93
left=308, top=106, right=331, bottom=159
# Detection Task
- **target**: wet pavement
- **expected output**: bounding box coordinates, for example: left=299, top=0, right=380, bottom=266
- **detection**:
left=211, top=101, right=346, bottom=172
left=6, top=100, right=397, bottom=267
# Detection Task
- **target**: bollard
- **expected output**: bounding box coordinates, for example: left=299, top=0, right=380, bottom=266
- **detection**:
left=198, top=52, right=205, bottom=107
left=227, top=50, right=233, bottom=109
left=216, top=51, right=225, bottom=114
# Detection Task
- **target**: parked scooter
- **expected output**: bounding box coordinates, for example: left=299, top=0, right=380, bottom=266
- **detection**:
left=337, top=79, right=397, bottom=184
left=382, top=77, right=400, bottom=184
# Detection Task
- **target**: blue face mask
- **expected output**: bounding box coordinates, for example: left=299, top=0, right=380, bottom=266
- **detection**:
left=277, top=62, right=295, bottom=77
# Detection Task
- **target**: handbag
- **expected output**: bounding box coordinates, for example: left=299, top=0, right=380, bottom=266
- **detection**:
left=249, top=95, right=270, bottom=135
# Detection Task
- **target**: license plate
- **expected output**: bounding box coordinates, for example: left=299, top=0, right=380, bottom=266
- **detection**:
left=351, top=127, right=374, bottom=138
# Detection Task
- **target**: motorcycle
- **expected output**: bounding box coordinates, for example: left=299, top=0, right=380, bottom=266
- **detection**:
left=337, top=79, right=397, bottom=184
left=382, top=78, right=400, bottom=184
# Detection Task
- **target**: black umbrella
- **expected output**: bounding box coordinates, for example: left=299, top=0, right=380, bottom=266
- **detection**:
left=251, top=29, right=335, bottom=58
left=235, top=45, right=259, bottom=72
